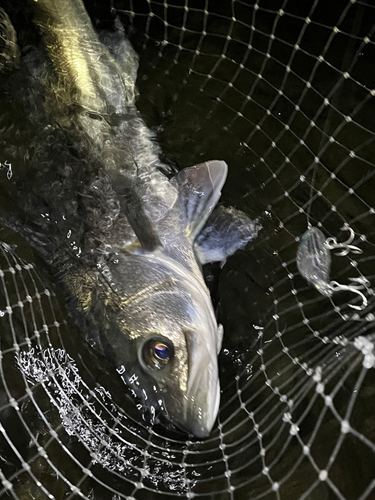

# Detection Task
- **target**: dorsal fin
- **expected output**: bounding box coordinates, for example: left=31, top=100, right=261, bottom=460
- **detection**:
left=170, top=160, right=228, bottom=240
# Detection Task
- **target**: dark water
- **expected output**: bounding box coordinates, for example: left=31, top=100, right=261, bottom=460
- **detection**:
left=0, top=0, right=375, bottom=499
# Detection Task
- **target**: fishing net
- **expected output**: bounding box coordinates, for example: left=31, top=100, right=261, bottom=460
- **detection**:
left=1, top=0, right=375, bottom=498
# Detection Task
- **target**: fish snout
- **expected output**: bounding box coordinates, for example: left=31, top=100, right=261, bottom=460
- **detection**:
left=161, top=336, right=220, bottom=438
left=176, top=336, right=221, bottom=438
left=183, top=366, right=221, bottom=438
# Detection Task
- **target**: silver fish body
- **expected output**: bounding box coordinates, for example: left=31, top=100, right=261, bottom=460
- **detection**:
left=4, top=0, right=258, bottom=437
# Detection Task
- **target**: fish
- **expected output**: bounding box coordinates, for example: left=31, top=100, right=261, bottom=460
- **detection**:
left=0, top=0, right=258, bottom=438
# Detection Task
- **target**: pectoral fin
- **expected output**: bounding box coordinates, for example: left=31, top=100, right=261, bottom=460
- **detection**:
left=171, top=160, right=228, bottom=240
left=194, top=205, right=261, bottom=265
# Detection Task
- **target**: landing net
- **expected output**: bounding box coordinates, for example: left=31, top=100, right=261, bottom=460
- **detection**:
left=1, top=0, right=375, bottom=499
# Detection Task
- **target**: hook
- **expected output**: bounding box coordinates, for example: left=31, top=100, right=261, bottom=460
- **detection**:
left=348, top=276, right=370, bottom=289
left=324, top=225, right=363, bottom=256
left=329, top=280, right=368, bottom=310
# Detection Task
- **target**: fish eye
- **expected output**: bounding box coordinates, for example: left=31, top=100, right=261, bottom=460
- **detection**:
left=153, top=342, right=170, bottom=362
left=141, top=337, right=174, bottom=370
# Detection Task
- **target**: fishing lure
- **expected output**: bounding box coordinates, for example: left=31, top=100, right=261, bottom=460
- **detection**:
left=297, top=225, right=367, bottom=310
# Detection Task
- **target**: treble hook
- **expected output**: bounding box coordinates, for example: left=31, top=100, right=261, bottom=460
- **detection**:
left=325, top=225, right=363, bottom=256
left=348, top=276, right=370, bottom=288
left=329, top=280, right=368, bottom=310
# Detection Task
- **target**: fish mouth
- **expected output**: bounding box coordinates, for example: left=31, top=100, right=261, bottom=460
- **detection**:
left=183, top=375, right=221, bottom=438
left=162, top=379, right=220, bottom=439
left=184, top=329, right=221, bottom=438
left=163, top=334, right=221, bottom=439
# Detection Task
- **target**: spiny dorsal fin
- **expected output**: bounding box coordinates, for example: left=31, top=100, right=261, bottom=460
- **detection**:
left=171, top=160, right=228, bottom=240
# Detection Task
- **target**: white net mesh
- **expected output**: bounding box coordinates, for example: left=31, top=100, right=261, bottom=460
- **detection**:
left=1, top=0, right=375, bottom=498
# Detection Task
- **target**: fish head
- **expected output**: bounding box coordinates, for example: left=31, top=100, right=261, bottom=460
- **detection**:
left=95, top=253, right=222, bottom=438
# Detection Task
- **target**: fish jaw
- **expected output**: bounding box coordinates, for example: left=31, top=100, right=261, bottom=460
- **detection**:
left=168, top=329, right=221, bottom=438
left=186, top=377, right=221, bottom=439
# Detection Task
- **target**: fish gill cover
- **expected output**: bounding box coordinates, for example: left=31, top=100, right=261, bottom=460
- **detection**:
left=0, top=0, right=375, bottom=499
